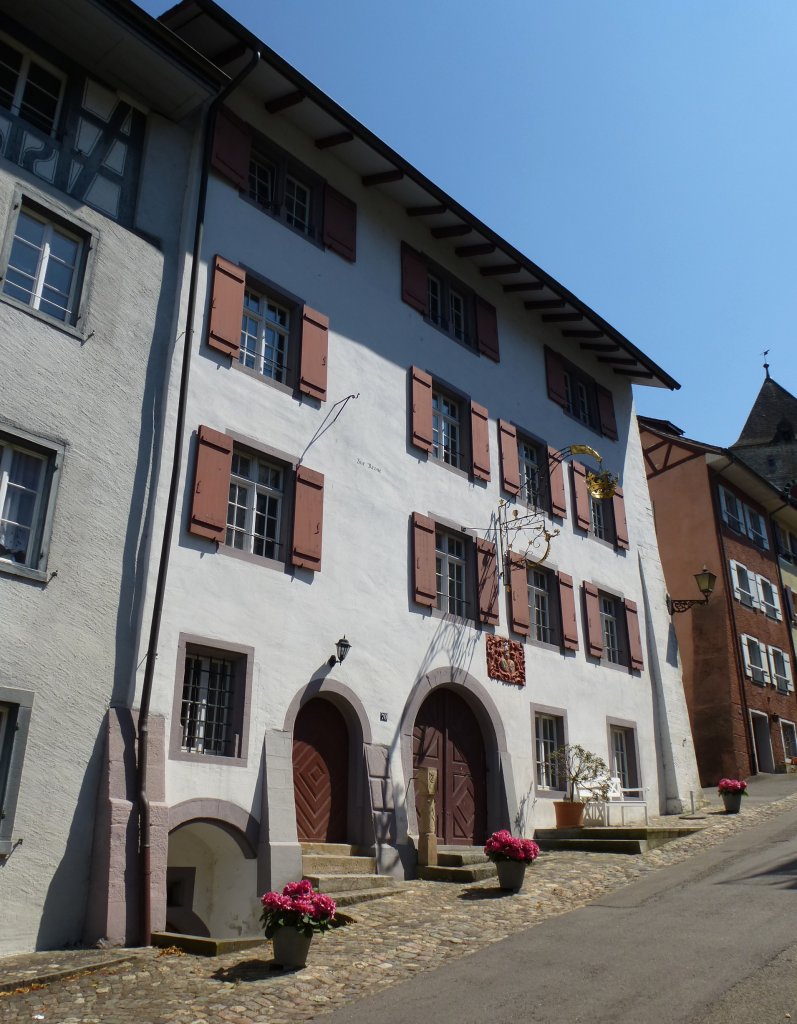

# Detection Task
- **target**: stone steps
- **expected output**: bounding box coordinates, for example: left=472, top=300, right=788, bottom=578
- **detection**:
left=301, top=854, right=377, bottom=874
left=301, top=842, right=400, bottom=908
left=418, top=844, right=497, bottom=883
left=534, top=825, right=703, bottom=855
left=303, top=872, right=397, bottom=892
left=300, top=842, right=358, bottom=856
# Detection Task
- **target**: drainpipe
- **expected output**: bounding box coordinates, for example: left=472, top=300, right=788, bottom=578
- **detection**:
left=137, top=47, right=260, bottom=947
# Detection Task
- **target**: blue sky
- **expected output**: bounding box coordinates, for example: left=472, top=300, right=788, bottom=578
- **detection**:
left=141, top=0, right=797, bottom=446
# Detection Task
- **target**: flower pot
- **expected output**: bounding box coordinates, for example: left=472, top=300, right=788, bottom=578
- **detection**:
left=553, top=800, right=586, bottom=828
left=495, top=859, right=527, bottom=891
left=721, top=792, right=743, bottom=814
left=272, top=928, right=313, bottom=968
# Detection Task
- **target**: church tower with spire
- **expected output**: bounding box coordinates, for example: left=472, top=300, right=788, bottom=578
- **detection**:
left=731, top=364, right=797, bottom=498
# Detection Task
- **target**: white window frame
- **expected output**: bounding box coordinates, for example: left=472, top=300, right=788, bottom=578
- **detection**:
left=767, top=645, right=793, bottom=693
left=435, top=529, right=467, bottom=617
left=3, top=206, right=84, bottom=325
left=600, top=594, right=623, bottom=664
left=756, top=574, right=782, bottom=621
left=745, top=506, right=769, bottom=550
left=729, top=559, right=759, bottom=609
left=740, top=633, right=770, bottom=686
left=0, top=686, right=34, bottom=856
left=719, top=486, right=745, bottom=534
left=431, top=390, right=463, bottom=469
left=535, top=713, right=565, bottom=791
left=284, top=173, right=312, bottom=235
left=518, top=438, right=542, bottom=508
left=248, top=154, right=276, bottom=210
left=226, top=448, right=286, bottom=562
left=609, top=724, right=643, bottom=799
left=528, top=567, right=553, bottom=644
left=239, top=287, right=291, bottom=384
left=0, top=35, right=65, bottom=137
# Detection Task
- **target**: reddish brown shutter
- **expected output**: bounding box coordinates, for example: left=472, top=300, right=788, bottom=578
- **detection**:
left=558, top=572, right=579, bottom=651
left=583, top=582, right=603, bottom=658
left=475, top=297, right=500, bottom=362
left=208, top=256, right=245, bottom=357
left=545, top=346, right=568, bottom=408
left=189, top=426, right=232, bottom=541
left=471, top=402, right=491, bottom=481
left=292, top=466, right=324, bottom=571
left=613, top=486, right=629, bottom=550
left=499, top=420, right=520, bottom=496
left=210, top=108, right=251, bottom=189
left=510, top=553, right=530, bottom=636
left=597, top=385, right=618, bottom=440
left=401, top=243, right=429, bottom=315
left=572, top=462, right=591, bottom=531
left=412, top=512, right=437, bottom=607
left=410, top=366, right=433, bottom=452
left=476, top=538, right=499, bottom=625
left=548, top=446, right=567, bottom=518
left=299, top=306, right=329, bottom=401
left=323, top=185, right=357, bottom=262
left=625, top=599, right=644, bottom=670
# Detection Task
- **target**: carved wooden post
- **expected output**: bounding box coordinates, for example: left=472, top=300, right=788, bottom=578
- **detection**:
left=416, top=766, right=438, bottom=866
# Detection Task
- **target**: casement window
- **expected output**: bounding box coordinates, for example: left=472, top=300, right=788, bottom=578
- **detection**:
left=583, top=582, right=644, bottom=670
left=210, top=110, right=357, bottom=261
left=781, top=721, right=797, bottom=760
left=756, top=575, right=782, bottom=621
left=409, top=367, right=490, bottom=481
left=609, top=726, right=641, bottom=796
left=0, top=428, right=62, bottom=580
left=784, top=585, right=797, bottom=628
left=0, top=687, right=34, bottom=856
left=718, top=486, right=769, bottom=550
left=509, top=555, right=577, bottom=649
left=189, top=426, right=324, bottom=572
left=0, top=37, right=64, bottom=136
left=1, top=202, right=89, bottom=327
left=401, top=243, right=499, bottom=360
left=744, top=506, right=769, bottom=550
left=729, top=560, right=759, bottom=608
left=718, top=486, right=745, bottom=534
left=411, top=512, right=498, bottom=624
left=768, top=646, right=793, bottom=693
left=544, top=347, right=618, bottom=440
left=774, top=523, right=797, bottom=563
left=572, top=463, right=628, bottom=549
left=170, top=636, right=253, bottom=766
left=740, top=634, right=770, bottom=686
left=207, top=256, right=328, bottom=401
left=535, top=713, right=565, bottom=790
left=498, top=420, right=566, bottom=517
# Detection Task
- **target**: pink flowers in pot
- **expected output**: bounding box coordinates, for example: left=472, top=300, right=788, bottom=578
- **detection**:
left=717, top=778, right=748, bottom=796
left=260, top=879, right=345, bottom=938
left=484, top=829, right=540, bottom=864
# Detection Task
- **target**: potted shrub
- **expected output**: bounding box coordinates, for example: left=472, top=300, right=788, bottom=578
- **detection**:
left=547, top=744, right=610, bottom=828
left=260, top=879, right=346, bottom=968
left=717, top=777, right=748, bottom=814
left=484, top=829, right=540, bottom=890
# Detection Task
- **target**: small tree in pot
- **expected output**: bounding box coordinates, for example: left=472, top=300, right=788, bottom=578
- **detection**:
left=547, top=744, right=610, bottom=828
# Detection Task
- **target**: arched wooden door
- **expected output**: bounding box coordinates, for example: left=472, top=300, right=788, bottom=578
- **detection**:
left=413, top=688, right=487, bottom=845
left=292, top=699, right=349, bottom=842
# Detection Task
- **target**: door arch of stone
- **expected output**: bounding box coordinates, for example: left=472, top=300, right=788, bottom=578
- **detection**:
left=292, top=697, right=350, bottom=842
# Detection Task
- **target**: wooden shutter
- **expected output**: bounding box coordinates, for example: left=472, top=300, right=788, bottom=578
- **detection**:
left=401, top=243, right=429, bottom=315
left=471, top=402, right=491, bottom=481
left=558, top=572, right=579, bottom=650
left=625, top=599, right=644, bottom=670
left=189, top=425, right=232, bottom=541
left=583, top=582, right=603, bottom=658
left=323, top=185, right=357, bottom=262
left=476, top=538, right=499, bottom=625
left=613, top=486, right=629, bottom=549
left=208, top=256, right=245, bottom=357
left=597, top=385, right=618, bottom=440
left=412, top=512, right=437, bottom=607
left=572, top=462, right=590, bottom=530
left=410, top=366, right=433, bottom=452
left=475, top=297, right=500, bottom=362
left=510, top=553, right=530, bottom=636
left=210, top=108, right=251, bottom=189
left=299, top=306, right=329, bottom=401
left=291, top=466, right=324, bottom=570
left=499, top=420, right=520, bottom=496
left=785, top=585, right=797, bottom=626
left=545, top=346, right=568, bottom=408
left=548, top=446, right=566, bottom=518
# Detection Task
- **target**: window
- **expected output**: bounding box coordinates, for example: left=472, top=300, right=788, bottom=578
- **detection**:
left=498, top=421, right=566, bottom=517
left=757, top=575, right=782, bottom=621
left=240, top=288, right=291, bottom=384
left=248, top=147, right=319, bottom=239
left=572, top=463, right=627, bottom=548
left=410, top=368, right=490, bottom=481
left=564, top=368, right=594, bottom=427
left=740, top=634, right=770, bottom=686
left=171, top=637, right=253, bottom=765
left=590, top=495, right=615, bottom=543
left=583, top=583, right=643, bottom=669
left=528, top=567, right=556, bottom=644
left=436, top=529, right=467, bottom=617
left=729, top=560, right=758, bottom=608
left=718, top=486, right=769, bottom=550
left=745, top=506, right=769, bottom=550
left=600, top=594, right=624, bottom=665
left=226, top=449, right=286, bottom=561
left=774, top=523, right=797, bottom=563
left=544, top=346, right=618, bottom=440
left=609, top=726, right=641, bottom=797
left=0, top=38, right=63, bottom=136
left=768, top=646, right=793, bottom=693
left=401, top=243, right=500, bottom=360
left=2, top=203, right=87, bottom=326
left=718, top=486, right=745, bottom=534
left=0, top=429, right=62, bottom=579
left=781, top=721, right=797, bottom=760
left=0, top=687, right=34, bottom=856
left=535, top=713, right=565, bottom=790
left=432, top=389, right=464, bottom=469
left=518, top=438, right=542, bottom=508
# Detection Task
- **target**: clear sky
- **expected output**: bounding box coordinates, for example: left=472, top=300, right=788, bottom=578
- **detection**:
left=140, top=0, right=797, bottom=446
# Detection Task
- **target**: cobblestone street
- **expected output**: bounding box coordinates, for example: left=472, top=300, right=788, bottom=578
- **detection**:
left=3, top=789, right=796, bottom=1024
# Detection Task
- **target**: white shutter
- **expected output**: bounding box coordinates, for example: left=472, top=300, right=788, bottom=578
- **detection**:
left=744, top=506, right=769, bottom=550
left=756, top=575, right=782, bottom=620
left=767, top=646, right=793, bottom=692
left=740, top=634, right=752, bottom=677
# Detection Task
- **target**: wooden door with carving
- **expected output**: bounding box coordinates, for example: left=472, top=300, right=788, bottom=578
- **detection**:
left=292, top=699, right=349, bottom=842
left=413, top=689, right=487, bottom=845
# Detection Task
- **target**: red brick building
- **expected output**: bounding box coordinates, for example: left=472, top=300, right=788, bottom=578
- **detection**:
left=639, top=416, right=797, bottom=784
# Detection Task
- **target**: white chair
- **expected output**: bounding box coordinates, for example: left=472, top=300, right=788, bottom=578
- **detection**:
left=606, top=776, right=648, bottom=826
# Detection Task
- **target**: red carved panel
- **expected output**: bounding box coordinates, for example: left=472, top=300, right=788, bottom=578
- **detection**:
left=485, top=634, right=526, bottom=686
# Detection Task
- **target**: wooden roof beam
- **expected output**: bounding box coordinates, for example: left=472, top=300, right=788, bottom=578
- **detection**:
left=614, top=368, right=654, bottom=378
left=431, top=224, right=471, bottom=239
left=480, top=263, right=522, bottom=277
left=562, top=329, right=605, bottom=339
left=525, top=299, right=565, bottom=311
left=406, top=204, right=447, bottom=217
left=265, top=90, right=305, bottom=114
left=455, top=243, right=496, bottom=257
left=503, top=281, right=545, bottom=293
left=542, top=312, right=584, bottom=323
left=579, top=342, right=619, bottom=352
left=362, top=169, right=404, bottom=187
left=315, top=131, right=354, bottom=150
left=597, top=356, right=637, bottom=366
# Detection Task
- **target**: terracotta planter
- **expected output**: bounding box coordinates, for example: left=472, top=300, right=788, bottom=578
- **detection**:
left=553, top=800, right=586, bottom=828
left=721, top=792, right=743, bottom=814
left=272, top=928, right=313, bottom=968
left=495, top=859, right=527, bottom=891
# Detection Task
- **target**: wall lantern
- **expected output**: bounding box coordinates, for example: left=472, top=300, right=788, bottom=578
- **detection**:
left=666, top=567, right=717, bottom=615
left=328, top=636, right=352, bottom=668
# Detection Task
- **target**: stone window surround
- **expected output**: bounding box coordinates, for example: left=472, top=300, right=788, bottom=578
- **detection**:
left=605, top=715, right=642, bottom=796
left=530, top=701, right=569, bottom=799
left=0, top=684, right=34, bottom=857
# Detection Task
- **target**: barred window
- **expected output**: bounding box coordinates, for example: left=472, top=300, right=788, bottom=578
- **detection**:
left=180, top=654, right=237, bottom=757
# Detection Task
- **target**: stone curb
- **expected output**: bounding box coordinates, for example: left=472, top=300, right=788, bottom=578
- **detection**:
left=0, top=953, right=141, bottom=995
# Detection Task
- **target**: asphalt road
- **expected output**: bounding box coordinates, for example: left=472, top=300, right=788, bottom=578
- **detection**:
left=317, top=804, right=797, bottom=1024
